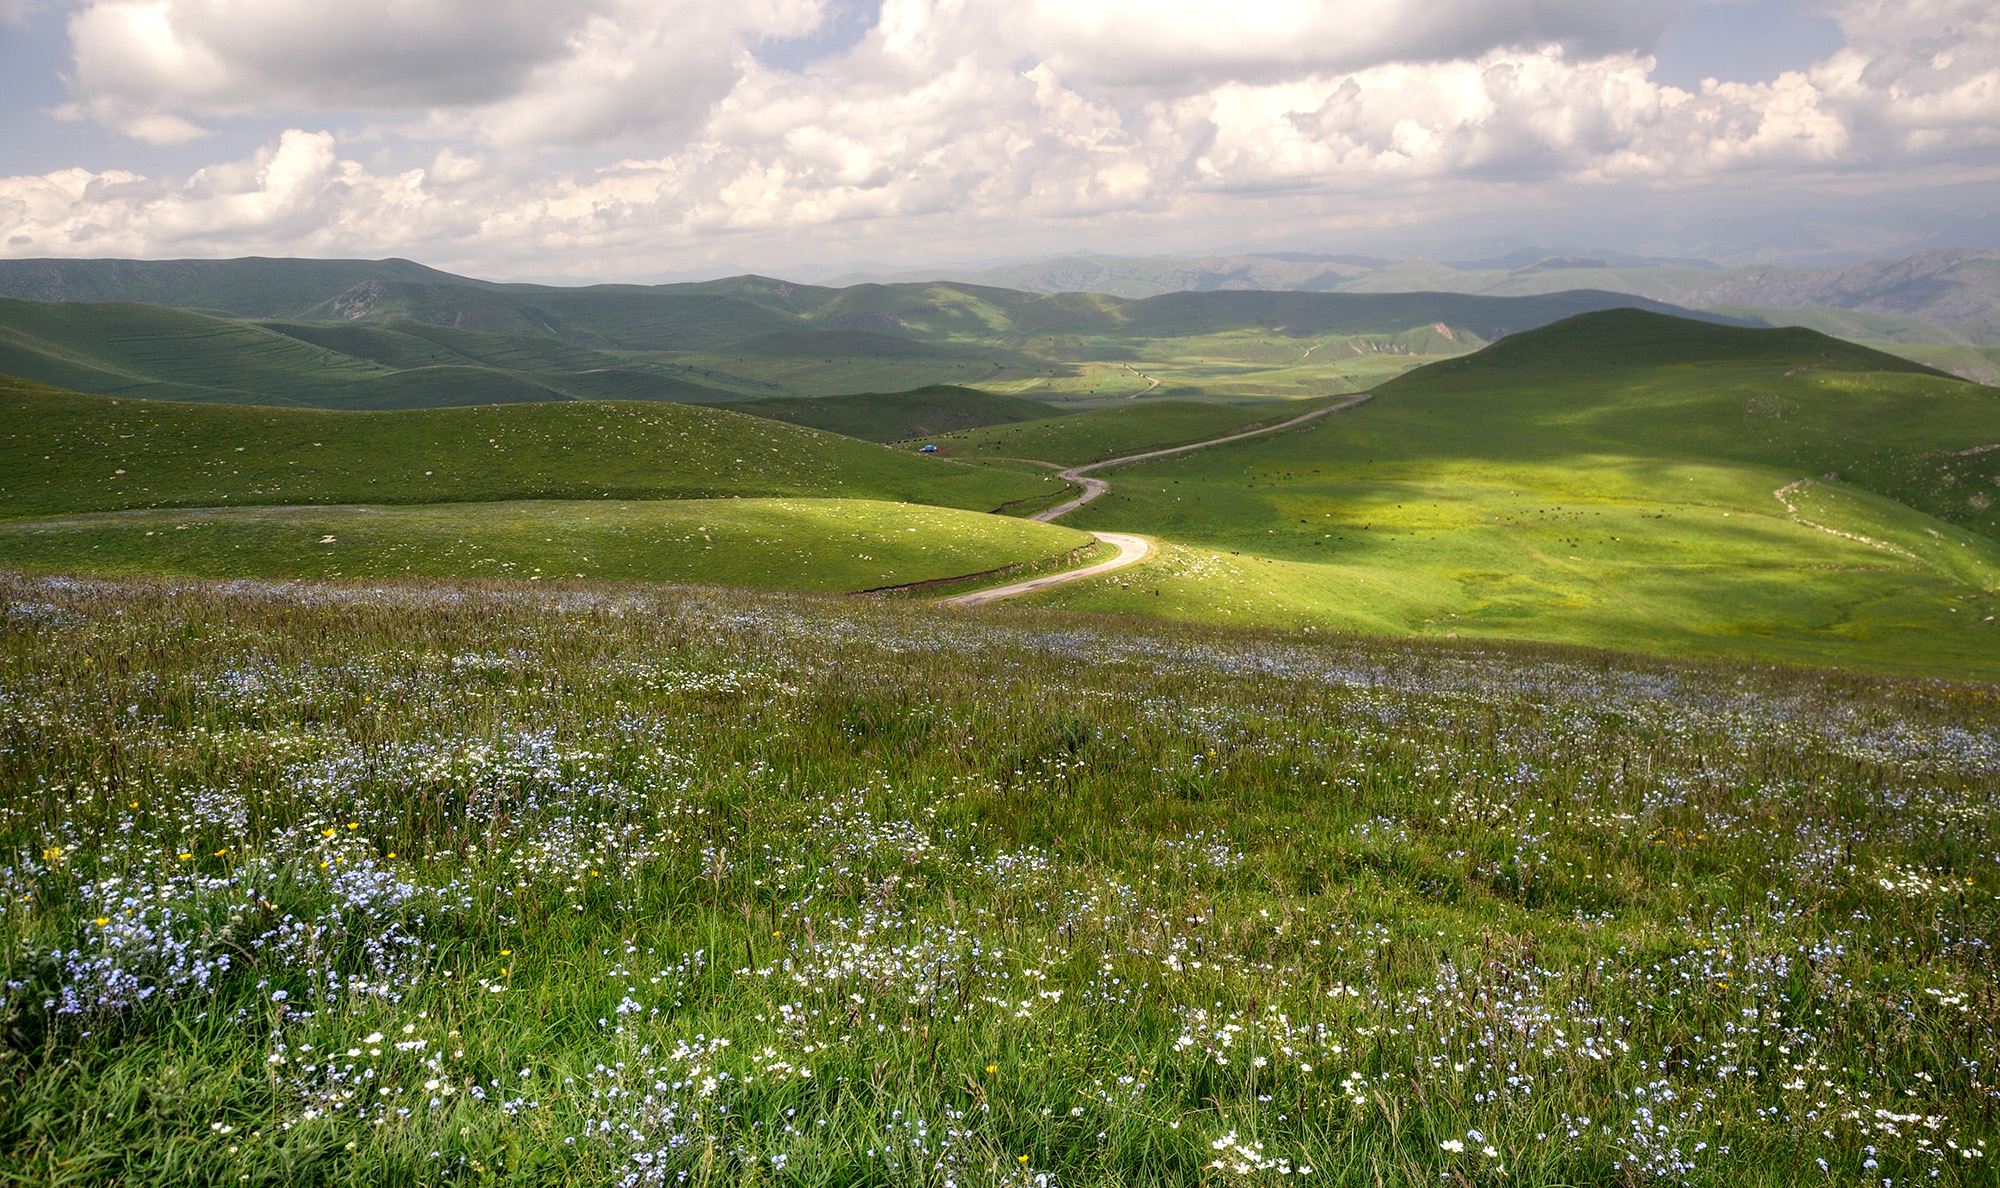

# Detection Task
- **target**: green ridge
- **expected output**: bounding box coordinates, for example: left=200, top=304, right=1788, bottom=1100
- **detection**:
left=0, top=377, right=1058, bottom=520
left=1026, top=310, right=2000, bottom=677
left=0, top=498, right=1094, bottom=593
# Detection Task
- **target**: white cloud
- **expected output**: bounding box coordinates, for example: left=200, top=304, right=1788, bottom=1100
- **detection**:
left=65, top=0, right=828, bottom=146
left=1002, top=0, right=1671, bottom=87
left=4, top=0, right=1997, bottom=273
left=0, top=131, right=474, bottom=258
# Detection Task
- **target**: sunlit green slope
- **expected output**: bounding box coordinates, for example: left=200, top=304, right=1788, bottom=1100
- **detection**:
left=1027, top=310, right=2000, bottom=677
left=0, top=498, right=1096, bottom=593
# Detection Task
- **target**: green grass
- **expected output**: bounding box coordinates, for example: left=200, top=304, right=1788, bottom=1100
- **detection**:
left=0, top=297, right=398, bottom=405
left=924, top=396, right=1351, bottom=466
left=0, top=378, right=1059, bottom=520
left=729, top=385, right=1063, bottom=442
left=1021, top=311, right=2000, bottom=677
left=0, top=299, right=748, bottom=409
left=1, top=575, right=1995, bottom=1186
left=662, top=331, right=1067, bottom=399
left=0, top=498, right=1096, bottom=593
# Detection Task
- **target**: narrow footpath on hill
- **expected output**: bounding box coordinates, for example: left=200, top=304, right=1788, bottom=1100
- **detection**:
left=939, top=394, right=1372, bottom=607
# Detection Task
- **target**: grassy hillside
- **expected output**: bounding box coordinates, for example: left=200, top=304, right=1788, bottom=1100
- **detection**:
left=1705, top=303, right=2000, bottom=385
left=665, top=329, right=1065, bottom=397
left=0, top=498, right=1096, bottom=593
left=0, top=378, right=1061, bottom=519
left=4, top=576, right=1996, bottom=1185
left=298, top=284, right=808, bottom=351
left=0, top=256, right=478, bottom=316
left=1361, top=310, right=1992, bottom=534
left=0, top=297, right=395, bottom=405
left=0, top=299, right=749, bottom=409
left=926, top=396, right=1351, bottom=466
left=1024, top=311, right=2000, bottom=677
left=0, top=259, right=1751, bottom=409
left=730, top=385, right=1062, bottom=441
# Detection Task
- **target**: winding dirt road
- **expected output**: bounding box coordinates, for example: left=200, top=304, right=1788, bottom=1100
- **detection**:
left=940, top=532, right=1153, bottom=607
left=944, top=394, right=1372, bottom=607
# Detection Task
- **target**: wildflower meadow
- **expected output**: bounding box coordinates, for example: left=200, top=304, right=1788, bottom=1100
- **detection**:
left=2, top=574, right=1996, bottom=1185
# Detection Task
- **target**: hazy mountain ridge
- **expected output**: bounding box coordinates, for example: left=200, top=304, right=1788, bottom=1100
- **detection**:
left=832, top=247, right=2000, bottom=328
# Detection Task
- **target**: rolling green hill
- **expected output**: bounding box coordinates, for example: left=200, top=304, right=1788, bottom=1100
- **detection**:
left=729, top=385, right=1061, bottom=442
left=0, top=257, right=1752, bottom=410
left=0, top=497, right=1096, bottom=593
left=0, top=298, right=752, bottom=409
left=0, top=256, right=478, bottom=316
left=1020, top=310, right=2000, bottom=677
left=1359, top=310, right=1993, bottom=535
left=0, top=377, right=1062, bottom=520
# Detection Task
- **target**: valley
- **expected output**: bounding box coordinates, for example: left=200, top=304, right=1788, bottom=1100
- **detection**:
left=2, top=257, right=1998, bottom=1188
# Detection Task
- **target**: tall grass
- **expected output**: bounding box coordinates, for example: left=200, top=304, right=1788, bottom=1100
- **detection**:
left=2, top=574, right=1995, bottom=1185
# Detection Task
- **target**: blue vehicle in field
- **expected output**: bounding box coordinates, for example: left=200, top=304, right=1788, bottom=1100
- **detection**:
left=919, top=444, right=939, bottom=453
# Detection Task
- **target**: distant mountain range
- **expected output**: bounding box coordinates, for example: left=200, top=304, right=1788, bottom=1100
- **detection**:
left=4, top=249, right=1995, bottom=329
left=827, top=248, right=2000, bottom=329
left=0, top=256, right=1730, bottom=354
left=0, top=257, right=1744, bottom=409
left=2, top=250, right=1995, bottom=393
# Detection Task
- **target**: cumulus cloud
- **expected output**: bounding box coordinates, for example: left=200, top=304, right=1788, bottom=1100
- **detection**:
left=1812, top=0, right=2000, bottom=155
left=0, top=131, right=475, bottom=257
left=985, top=0, right=1672, bottom=88
left=65, top=0, right=828, bottom=146
left=5, top=0, right=1997, bottom=272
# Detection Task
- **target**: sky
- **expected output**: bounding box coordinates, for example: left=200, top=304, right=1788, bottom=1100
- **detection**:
left=0, top=0, right=1996, bottom=282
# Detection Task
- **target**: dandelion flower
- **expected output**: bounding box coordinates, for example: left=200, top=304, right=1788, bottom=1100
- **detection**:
left=986, top=1064, right=999, bottom=1074
left=94, top=916, right=110, bottom=926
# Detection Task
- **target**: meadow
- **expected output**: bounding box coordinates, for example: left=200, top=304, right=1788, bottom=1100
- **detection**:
left=725, top=387, right=1059, bottom=444
left=9, top=307, right=2000, bottom=678
left=921, top=398, right=1352, bottom=467
left=0, top=499, right=1100, bottom=593
left=0, top=378, right=1060, bottom=519
left=1, top=574, right=1995, bottom=1186
left=1029, top=313, right=2000, bottom=679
